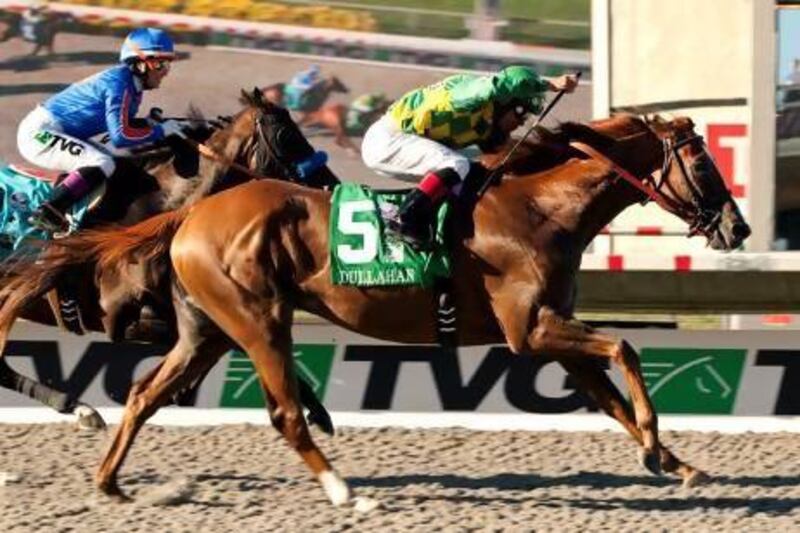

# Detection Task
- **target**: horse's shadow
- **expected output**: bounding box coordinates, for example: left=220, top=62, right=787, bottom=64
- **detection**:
left=349, top=472, right=800, bottom=515
left=0, top=51, right=117, bottom=72
left=0, top=82, right=67, bottom=96
left=0, top=50, right=191, bottom=72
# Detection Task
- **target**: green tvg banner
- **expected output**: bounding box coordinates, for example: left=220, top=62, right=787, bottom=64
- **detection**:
left=1, top=323, right=797, bottom=416
left=207, top=330, right=798, bottom=416
left=220, top=345, right=336, bottom=408
left=640, top=348, right=747, bottom=414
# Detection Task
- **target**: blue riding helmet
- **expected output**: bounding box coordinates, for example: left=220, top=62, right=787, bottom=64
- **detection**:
left=119, top=28, right=176, bottom=63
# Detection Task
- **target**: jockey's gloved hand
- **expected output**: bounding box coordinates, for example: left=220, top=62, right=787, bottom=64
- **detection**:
left=160, top=119, right=187, bottom=139
left=148, top=107, right=164, bottom=122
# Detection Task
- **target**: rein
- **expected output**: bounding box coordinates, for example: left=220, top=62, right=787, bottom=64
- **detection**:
left=569, top=141, right=690, bottom=216
left=176, top=114, right=326, bottom=184
left=188, top=137, right=267, bottom=181
left=570, top=132, right=723, bottom=239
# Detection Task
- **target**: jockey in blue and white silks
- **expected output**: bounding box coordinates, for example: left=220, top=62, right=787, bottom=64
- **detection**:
left=16, top=27, right=185, bottom=233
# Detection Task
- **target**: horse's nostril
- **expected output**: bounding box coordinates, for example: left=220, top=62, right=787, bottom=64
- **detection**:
left=733, top=222, right=751, bottom=240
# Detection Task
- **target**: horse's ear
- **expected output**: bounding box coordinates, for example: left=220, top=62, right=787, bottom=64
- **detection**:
left=239, top=88, right=250, bottom=106
left=253, top=86, right=263, bottom=100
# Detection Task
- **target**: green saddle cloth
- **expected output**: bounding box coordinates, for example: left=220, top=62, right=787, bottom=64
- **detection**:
left=329, top=183, right=451, bottom=287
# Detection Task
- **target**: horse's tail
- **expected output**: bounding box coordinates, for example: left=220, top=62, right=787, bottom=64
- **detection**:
left=0, top=207, right=190, bottom=333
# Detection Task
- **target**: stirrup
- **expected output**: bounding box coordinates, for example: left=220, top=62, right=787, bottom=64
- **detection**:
left=29, top=204, right=70, bottom=234
left=385, top=218, right=433, bottom=251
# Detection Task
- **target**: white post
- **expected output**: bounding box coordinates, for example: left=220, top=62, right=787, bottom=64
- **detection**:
left=469, top=0, right=501, bottom=41
left=748, top=0, right=776, bottom=251
left=591, top=0, right=611, bottom=119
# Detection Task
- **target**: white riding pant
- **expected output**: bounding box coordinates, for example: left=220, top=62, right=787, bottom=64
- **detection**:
left=361, top=116, right=470, bottom=183
left=16, top=106, right=116, bottom=178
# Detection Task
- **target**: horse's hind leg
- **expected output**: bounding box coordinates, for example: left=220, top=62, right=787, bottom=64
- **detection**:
left=228, top=303, right=349, bottom=505
left=526, top=307, right=662, bottom=475
left=95, top=333, right=225, bottom=500
left=178, top=261, right=349, bottom=505
left=0, top=317, right=104, bottom=429
left=558, top=358, right=710, bottom=487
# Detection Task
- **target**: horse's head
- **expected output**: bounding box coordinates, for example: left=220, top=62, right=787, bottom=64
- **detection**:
left=642, top=116, right=750, bottom=250
left=260, top=82, right=285, bottom=106
left=238, top=87, right=339, bottom=187
left=328, top=76, right=349, bottom=94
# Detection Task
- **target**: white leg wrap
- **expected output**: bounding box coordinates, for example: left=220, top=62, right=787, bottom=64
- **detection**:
left=319, top=470, right=351, bottom=506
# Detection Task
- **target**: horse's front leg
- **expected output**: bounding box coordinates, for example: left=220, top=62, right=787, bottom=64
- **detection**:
left=558, top=358, right=710, bottom=486
left=332, top=124, right=359, bottom=156
left=525, top=306, right=662, bottom=475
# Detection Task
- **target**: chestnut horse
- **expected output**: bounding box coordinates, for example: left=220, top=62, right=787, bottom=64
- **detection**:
left=0, top=89, right=338, bottom=431
left=0, top=114, right=749, bottom=505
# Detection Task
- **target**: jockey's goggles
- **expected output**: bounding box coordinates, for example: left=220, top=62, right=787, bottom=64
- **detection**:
left=513, top=104, right=529, bottom=118
left=144, top=57, right=172, bottom=72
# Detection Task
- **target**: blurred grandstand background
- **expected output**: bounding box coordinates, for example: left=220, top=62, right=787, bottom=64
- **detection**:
left=52, top=0, right=591, bottom=47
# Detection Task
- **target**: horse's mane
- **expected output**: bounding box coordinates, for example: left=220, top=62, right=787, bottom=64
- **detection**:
left=491, top=114, right=643, bottom=177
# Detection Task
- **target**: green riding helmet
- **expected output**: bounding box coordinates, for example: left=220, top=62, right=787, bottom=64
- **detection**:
left=448, top=65, right=549, bottom=114
left=492, top=66, right=549, bottom=113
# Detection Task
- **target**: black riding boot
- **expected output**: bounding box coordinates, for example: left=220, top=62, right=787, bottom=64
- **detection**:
left=29, top=166, right=106, bottom=233
left=388, top=168, right=461, bottom=249
left=29, top=183, right=72, bottom=233
left=387, top=188, right=437, bottom=249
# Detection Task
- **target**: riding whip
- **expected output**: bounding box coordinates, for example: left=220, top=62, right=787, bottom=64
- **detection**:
left=476, top=70, right=582, bottom=198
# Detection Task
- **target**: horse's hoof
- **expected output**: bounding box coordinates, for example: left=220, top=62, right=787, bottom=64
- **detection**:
left=96, top=487, right=132, bottom=504
left=319, top=470, right=351, bottom=507
left=353, top=496, right=380, bottom=513
left=75, top=405, right=106, bottom=431
left=638, top=447, right=663, bottom=476
left=307, top=410, right=335, bottom=437
left=683, top=469, right=712, bottom=488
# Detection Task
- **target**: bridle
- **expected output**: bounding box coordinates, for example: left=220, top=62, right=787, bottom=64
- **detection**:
left=191, top=107, right=326, bottom=184
left=253, top=110, right=303, bottom=180
left=570, top=125, right=731, bottom=240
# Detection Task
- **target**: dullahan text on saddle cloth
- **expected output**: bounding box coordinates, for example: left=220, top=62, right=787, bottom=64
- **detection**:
left=329, top=184, right=450, bottom=288
left=336, top=266, right=419, bottom=286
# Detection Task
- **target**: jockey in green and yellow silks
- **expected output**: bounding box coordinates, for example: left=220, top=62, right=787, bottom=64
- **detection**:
left=361, top=65, right=578, bottom=248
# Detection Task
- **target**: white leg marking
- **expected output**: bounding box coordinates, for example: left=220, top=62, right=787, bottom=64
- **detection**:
left=319, top=470, right=351, bottom=506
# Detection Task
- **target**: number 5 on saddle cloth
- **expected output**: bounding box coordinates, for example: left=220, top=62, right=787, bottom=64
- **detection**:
left=330, top=183, right=452, bottom=288
left=330, top=183, right=458, bottom=346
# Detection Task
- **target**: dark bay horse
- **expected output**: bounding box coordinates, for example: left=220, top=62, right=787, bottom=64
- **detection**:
left=0, top=114, right=749, bottom=505
left=0, top=89, right=339, bottom=430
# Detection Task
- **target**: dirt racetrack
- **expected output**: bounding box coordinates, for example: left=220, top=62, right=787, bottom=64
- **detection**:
left=0, top=423, right=798, bottom=531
